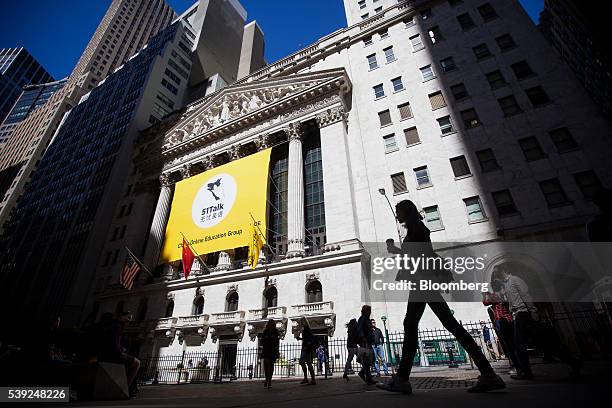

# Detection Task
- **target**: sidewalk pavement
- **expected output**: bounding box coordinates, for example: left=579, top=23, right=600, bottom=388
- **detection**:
left=66, top=359, right=611, bottom=408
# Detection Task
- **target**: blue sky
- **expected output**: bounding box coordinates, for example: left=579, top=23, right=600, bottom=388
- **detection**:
left=0, top=0, right=544, bottom=80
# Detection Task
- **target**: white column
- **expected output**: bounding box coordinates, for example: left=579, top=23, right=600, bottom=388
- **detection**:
left=286, top=123, right=306, bottom=258
left=316, top=107, right=357, bottom=243
left=144, top=174, right=174, bottom=269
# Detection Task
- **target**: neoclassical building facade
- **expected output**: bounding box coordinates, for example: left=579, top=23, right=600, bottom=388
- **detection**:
left=93, top=0, right=612, bottom=362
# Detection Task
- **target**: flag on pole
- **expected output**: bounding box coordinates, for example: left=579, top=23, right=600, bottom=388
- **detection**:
left=120, top=250, right=142, bottom=290
left=248, top=221, right=265, bottom=269
left=182, top=237, right=195, bottom=279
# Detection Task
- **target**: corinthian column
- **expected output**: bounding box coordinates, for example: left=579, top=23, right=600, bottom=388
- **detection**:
left=143, top=173, right=175, bottom=269
left=285, top=122, right=306, bottom=258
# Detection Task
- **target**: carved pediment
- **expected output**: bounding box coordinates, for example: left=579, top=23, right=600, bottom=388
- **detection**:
left=162, top=68, right=351, bottom=152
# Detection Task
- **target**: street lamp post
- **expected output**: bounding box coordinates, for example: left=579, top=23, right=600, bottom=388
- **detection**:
left=378, top=188, right=402, bottom=242
left=380, top=315, right=393, bottom=371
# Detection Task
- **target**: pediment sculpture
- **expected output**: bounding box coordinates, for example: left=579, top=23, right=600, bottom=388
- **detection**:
left=163, top=82, right=313, bottom=150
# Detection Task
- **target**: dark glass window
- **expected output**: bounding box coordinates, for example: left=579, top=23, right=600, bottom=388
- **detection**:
left=473, top=43, right=492, bottom=60
left=451, top=83, right=469, bottom=100
left=511, top=60, right=535, bottom=80
left=492, top=190, right=518, bottom=216
left=270, top=153, right=288, bottom=256
left=165, top=301, right=174, bottom=318
left=450, top=156, right=471, bottom=178
left=304, top=140, right=326, bottom=254
left=525, top=86, right=551, bottom=107
left=496, top=34, right=516, bottom=51
left=306, top=280, right=323, bottom=303
left=573, top=171, right=602, bottom=199
left=498, top=95, right=522, bottom=116
left=549, top=127, right=579, bottom=152
left=226, top=291, right=239, bottom=312
left=518, top=136, right=546, bottom=161
left=477, top=3, right=498, bottom=21
left=539, top=179, right=570, bottom=207
left=486, top=70, right=507, bottom=89
left=476, top=148, right=500, bottom=172
left=457, top=13, right=476, bottom=30
left=264, top=286, right=278, bottom=308
left=193, top=296, right=204, bottom=315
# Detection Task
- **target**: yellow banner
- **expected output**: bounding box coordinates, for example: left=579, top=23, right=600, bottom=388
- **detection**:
left=160, top=148, right=271, bottom=263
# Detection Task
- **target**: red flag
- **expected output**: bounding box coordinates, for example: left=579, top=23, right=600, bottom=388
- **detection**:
left=182, top=237, right=195, bottom=279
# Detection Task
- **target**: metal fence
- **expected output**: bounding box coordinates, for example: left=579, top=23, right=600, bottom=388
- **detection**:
left=137, top=308, right=612, bottom=385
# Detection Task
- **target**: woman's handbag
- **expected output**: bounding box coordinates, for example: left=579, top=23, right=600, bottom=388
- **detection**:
left=356, top=346, right=374, bottom=365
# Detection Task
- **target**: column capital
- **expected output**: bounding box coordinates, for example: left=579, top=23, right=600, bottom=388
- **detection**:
left=254, top=133, right=271, bottom=151
left=179, top=163, right=194, bottom=179
left=315, top=106, right=346, bottom=129
left=200, top=156, right=213, bottom=170
left=227, top=144, right=244, bottom=161
left=159, top=173, right=173, bottom=187
left=284, top=122, right=306, bottom=142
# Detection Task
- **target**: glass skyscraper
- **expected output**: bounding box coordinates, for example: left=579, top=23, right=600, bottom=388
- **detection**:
left=0, top=47, right=54, bottom=125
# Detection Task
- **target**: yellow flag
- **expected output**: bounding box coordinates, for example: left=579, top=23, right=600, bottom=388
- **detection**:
left=248, top=222, right=264, bottom=269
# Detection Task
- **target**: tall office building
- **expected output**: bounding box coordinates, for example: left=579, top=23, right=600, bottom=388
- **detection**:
left=0, top=47, right=54, bottom=125
left=0, top=0, right=176, bottom=232
left=0, top=0, right=265, bottom=332
left=0, top=79, right=67, bottom=149
left=89, top=0, right=611, bottom=368
left=539, top=0, right=611, bottom=118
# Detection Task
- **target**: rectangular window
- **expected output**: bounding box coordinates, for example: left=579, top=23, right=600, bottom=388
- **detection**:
left=164, top=68, right=182, bottom=85
left=404, top=127, right=420, bottom=145
left=549, top=127, right=578, bottom=152
left=378, top=109, right=392, bottom=126
left=391, top=77, right=404, bottom=92
left=373, top=84, right=385, bottom=99
left=492, top=190, right=518, bottom=216
left=362, top=13, right=369, bottom=20
left=496, top=34, right=516, bottom=51
left=437, top=116, right=454, bottom=134
left=367, top=54, right=378, bottom=70
left=391, top=172, right=408, bottom=194
left=461, top=108, right=481, bottom=128
left=428, top=26, right=443, bottom=43
left=574, top=171, right=602, bottom=199
left=398, top=102, right=413, bottom=120
left=410, top=34, right=424, bottom=51
left=518, top=136, right=546, bottom=161
left=424, top=205, right=443, bottom=230
left=457, top=13, right=476, bottom=30
left=420, top=65, right=435, bottom=81
left=440, top=57, right=457, bottom=72
left=161, top=78, right=178, bottom=95
left=486, top=70, right=507, bottom=89
left=498, top=95, right=522, bottom=116
left=414, top=166, right=432, bottom=187
left=525, top=86, right=551, bottom=107
left=476, top=148, right=500, bottom=172
left=358, top=0, right=366, bottom=9
left=429, top=91, right=447, bottom=110
left=539, top=178, right=570, bottom=207
left=451, top=83, right=468, bottom=100
left=450, top=156, right=471, bottom=177
left=383, top=134, right=398, bottom=153
left=404, top=16, right=415, bottom=28
left=473, top=43, right=492, bottom=60
left=511, top=60, right=535, bottom=80
left=477, top=3, right=498, bottom=21
left=384, top=46, right=396, bottom=63
left=375, top=6, right=383, bottom=13
left=379, top=28, right=389, bottom=38
left=464, top=196, right=486, bottom=222
left=364, top=36, right=373, bottom=46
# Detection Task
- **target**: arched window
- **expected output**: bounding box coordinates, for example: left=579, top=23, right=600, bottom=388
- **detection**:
left=226, top=291, right=239, bottom=312
left=115, top=300, right=125, bottom=315
left=263, top=286, right=278, bottom=308
left=165, top=300, right=175, bottom=318
left=136, top=298, right=148, bottom=321
left=306, top=280, right=322, bottom=303
left=193, top=296, right=204, bottom=315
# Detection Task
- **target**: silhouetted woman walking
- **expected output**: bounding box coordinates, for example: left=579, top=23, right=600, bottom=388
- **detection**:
left=298, top=318, right=317, bottom=385
left=377, top=200, right=505, bottom=394
left=261, top=319, right=280, bottom=388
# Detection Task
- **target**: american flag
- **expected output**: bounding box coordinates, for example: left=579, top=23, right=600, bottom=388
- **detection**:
left=120, top=248, right=145, bottom=290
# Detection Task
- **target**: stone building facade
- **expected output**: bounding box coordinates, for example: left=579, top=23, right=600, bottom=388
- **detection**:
left=94, top=0, right=612, bottom=361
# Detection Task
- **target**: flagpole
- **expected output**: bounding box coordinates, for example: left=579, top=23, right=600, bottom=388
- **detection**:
left=180, top=232, right=208, bottom=272
left=124, top=246, right=153, bottom=277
